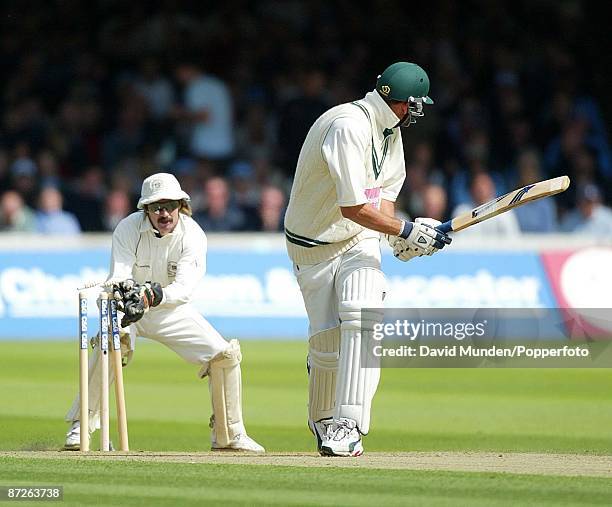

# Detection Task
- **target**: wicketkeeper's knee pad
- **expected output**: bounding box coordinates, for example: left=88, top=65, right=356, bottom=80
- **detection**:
left=308, top=327, right=340, bottom=423
left=207, top=339, right=245, bottom=446
left=335, top=268, right=385, bottom=434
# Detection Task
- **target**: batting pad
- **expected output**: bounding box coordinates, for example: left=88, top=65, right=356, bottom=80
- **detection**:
left=308, top=327, right=340, bottom=423
left=208, top=339, right=246, bottom=446
left=335, top=268, right=384, bottom=434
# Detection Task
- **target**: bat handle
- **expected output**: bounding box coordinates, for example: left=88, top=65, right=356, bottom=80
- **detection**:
left=436, top=220, right=453, bottom=234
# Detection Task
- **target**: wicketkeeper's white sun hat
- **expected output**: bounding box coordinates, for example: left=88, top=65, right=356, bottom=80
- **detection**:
left=137, top=173, right=191, bottom=209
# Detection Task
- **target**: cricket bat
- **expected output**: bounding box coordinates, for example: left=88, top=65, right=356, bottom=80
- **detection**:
left=436, top=175, right=570, bottom=234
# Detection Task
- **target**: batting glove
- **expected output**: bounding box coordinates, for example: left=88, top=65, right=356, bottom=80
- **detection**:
left=388, top=218, right=452, bottom=261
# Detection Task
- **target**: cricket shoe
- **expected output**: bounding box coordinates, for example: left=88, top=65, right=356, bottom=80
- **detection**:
left=63, top=421, right=86, bottom=450
left=320, top=417, right=363, bottom=457
left=308, top=418, right=333, bottom=454
left=63, top=421, right=114, bottom=451
left=211, top=433, right=265, bottom=452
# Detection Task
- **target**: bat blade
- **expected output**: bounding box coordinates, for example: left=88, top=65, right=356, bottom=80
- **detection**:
left=437, top=175, right=570, bottom=234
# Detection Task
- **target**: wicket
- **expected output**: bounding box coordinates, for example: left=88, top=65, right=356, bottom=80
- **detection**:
left=78, top=291, right=89, bottom=452
left=78, top=290, right=129, bottom=452
left=110, top=297, right=129, bottom=451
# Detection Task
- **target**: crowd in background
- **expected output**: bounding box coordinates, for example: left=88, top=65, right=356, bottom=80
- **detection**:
left=1, top=0, right=611, bottom=235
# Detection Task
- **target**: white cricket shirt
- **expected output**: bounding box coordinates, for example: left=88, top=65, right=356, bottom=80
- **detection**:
left=108, top=211, right=207, bottom=306
left=284, top=90, right=406, bottom=264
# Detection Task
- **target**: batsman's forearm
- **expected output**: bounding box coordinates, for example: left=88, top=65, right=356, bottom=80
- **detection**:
left=340, top=203, right=403, bottom=236
left=379, top=199, right=396, bottom=219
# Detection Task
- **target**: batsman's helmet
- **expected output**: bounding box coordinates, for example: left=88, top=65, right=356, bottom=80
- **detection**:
left=376, top=62, right=433, bottom=104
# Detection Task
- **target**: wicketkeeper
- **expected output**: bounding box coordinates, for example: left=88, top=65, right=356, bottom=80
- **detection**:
left=64, top=172, right=264, bottom=452
left=284, top=62, right=452, bottom=456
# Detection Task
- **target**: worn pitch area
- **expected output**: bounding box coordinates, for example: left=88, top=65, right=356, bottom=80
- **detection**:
left=1, top=451, right=611, bottom=478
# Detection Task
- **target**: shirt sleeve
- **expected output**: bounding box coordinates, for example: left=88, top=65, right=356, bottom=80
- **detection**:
left=107, top=219, right=138, bottom=283
left=381, top=131, right=406, bottom=202
left=322, top=117, right=370, bottom=207
left=160, top=226, right=207, bottom=306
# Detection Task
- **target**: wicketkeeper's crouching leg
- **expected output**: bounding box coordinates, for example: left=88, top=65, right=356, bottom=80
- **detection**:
left=199, top=339, right=265, bottom=452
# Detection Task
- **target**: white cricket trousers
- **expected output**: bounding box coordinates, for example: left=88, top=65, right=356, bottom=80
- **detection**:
left=293, top=237, right=386, bottom=432
left=293, top=237, right=384, bottom=337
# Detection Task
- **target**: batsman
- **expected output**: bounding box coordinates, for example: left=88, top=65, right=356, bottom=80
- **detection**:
left=285, top=62, right=452, bottom=456
left=64, top=173, right=264, bottom=452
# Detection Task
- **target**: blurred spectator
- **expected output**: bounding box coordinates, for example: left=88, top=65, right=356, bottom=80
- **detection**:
left=512, top=149, right=558, bottom=233
left=449, top=159, right=507, bottom=212
left=0, top=190, right=36, bottom=232
left=1, top=97, right=49, bottom=154
left=235, top=103, right=274, bottom=161
left=102, top=94, right=149, bottom=169
left=194, top=177, right=245, bottom=231
left=251, top=155, right=288, bottom=193
left=35, top=186, right=81, bottom=234
left=538, top=90, right=573, bottom=148
left=108, top=169, right=139, bottom=207
left=172, top=158, right=205, bottom=212
left=402, top=162, right=428, bottom=218
left=561, top=183, right=612, bottom=234
left=9, top=157, right=39, bottom=207
left=173, top=57, right=235, bottom=163
left=544, top=121, right=587, bottom=178
left=134, top=56, right=175, bottom=122
left=544, top=112, right=612, bottom=183
left=37, top=150, right=61, bottom=188
left=276, top=67, right=331, bottom=176
left=401, top=141, right=445, bottom=217
left=228, top=160, right=260, bottom=209
left=258, top=186, right=286, bottom=232
left=244, top=185, right=286, bottom=232
left=0, top=149, right=10, bottom=193
left=441, top=96, right=488, bottom=167
left=103, top=189, right=131, bottom=231
left=448, top=130, right=507, bottom=210
left=541, top=73, right=611, bottom=179
left=421, top=184, right=448, bottom=222
left=571, top=147, right=599, bottom=187
left=64, top=166, right=106, bottom=231
left=47, top=98, right=98, bottom=176
left=453, top=173, right=520, bottom=236
left=555, top=145, right=601, bottom=214
left=489, top=68, right=531, bottom=168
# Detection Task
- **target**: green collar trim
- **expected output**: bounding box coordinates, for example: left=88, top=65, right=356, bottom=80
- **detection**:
left=351, top=101, right=392, bottom=180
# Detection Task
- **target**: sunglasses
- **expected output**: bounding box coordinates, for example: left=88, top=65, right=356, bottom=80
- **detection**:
left=146, top=200, right=181, bottom=214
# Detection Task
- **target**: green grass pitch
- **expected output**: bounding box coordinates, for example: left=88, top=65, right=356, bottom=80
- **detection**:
left=0, top=340, right=610, bottom=506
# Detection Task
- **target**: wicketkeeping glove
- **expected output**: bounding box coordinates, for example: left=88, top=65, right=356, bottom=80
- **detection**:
left=112, top=279, right=164, bottom=327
